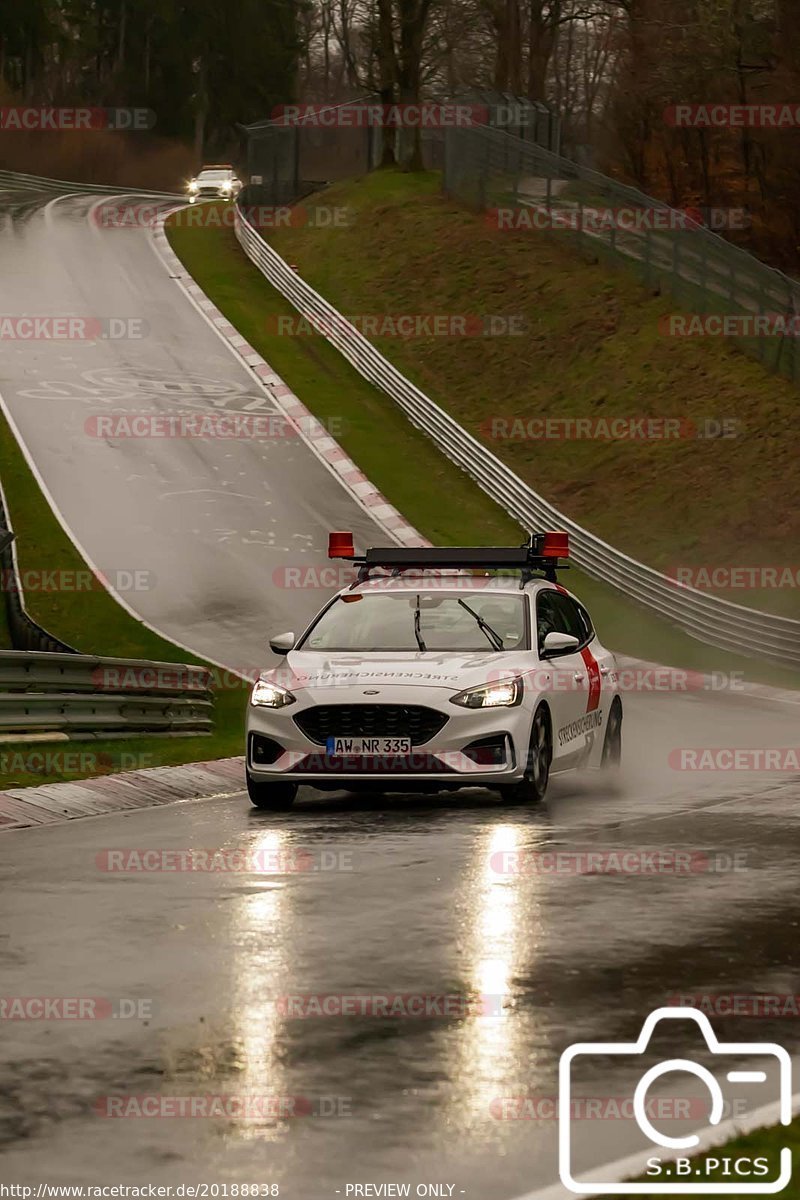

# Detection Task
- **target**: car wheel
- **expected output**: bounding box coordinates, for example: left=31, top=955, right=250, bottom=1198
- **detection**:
left=498, top=704, right=551, bottom=804
left=246, top=774, right=297, bottom=810
left=601, top=700, right=622, bottom=769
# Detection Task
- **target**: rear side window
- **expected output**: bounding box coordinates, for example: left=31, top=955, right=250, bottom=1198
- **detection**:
left=536, top=590, right=593, bottom=653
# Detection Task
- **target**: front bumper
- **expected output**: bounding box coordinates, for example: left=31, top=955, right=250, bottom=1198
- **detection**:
left=246, top=688, right=534, bottom=789
left=188, top=187, right=236, bottom=203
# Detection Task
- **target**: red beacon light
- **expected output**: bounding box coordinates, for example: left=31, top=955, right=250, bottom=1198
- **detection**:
left=328, top=531, right=355, bottom=559
left=541, top=531, right=569, bottom=560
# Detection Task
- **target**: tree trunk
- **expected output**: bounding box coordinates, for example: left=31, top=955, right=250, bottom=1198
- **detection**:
left=377, top=0, right=397, bottom=165
left=527, top=0, right=555, bottom=102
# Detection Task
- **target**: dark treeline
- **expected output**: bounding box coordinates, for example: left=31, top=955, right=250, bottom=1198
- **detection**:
left=0, top=0, right=302, bottom=156
left=301, top=0, right=800, bottom=267
left=2, top=0, right=800, bottom=265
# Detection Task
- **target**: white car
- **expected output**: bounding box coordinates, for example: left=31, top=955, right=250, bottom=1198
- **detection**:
left=187, top=165, right=242, bottom=202
left=246, top=532, right=622, bottom=810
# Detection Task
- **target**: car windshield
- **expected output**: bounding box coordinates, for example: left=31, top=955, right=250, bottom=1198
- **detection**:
left=199, top=170, right=231, bottom=180
left=299, top=592, right=528, bottom=652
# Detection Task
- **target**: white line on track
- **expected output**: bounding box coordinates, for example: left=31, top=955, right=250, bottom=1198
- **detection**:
left=146, top=203, right=419, bottom=546
left=0, top=384, right=249, bottom=679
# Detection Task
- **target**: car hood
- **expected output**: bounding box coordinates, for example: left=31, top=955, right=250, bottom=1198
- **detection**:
left=261, top=650, right=533, bottom=694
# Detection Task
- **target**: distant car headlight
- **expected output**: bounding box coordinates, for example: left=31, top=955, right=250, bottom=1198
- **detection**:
left=450, top=678, right=523, bottom=708
left=188, top=179, right=198, bottom=191
left=250, top=680, right=296, bottom=708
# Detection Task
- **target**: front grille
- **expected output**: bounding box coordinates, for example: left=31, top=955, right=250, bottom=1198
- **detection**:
left=294, top=704, right=448, bottom=747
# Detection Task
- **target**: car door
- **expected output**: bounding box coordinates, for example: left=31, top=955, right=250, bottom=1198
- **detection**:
left=535, top=588, right=603, bottom=769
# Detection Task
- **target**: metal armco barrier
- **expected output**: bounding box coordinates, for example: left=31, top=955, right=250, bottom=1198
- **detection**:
left=0, top=168, right=181, bottom=199
left=0, top=170, right=199, bottom=738
left=0, top=651, right=213, bottom=735
left=234, top=199, right=800, bottom=669
left=0, top=476, right=76, bottom=654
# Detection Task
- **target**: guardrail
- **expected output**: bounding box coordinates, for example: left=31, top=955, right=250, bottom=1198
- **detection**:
left=0, top=169, right=214, bottom=737
left=0, top=650, right=213, bottom=736
left=0, top=168, right=181, bottom=199
left=0, top=475, right=76, bottom=654
left=234, top=199, right=800, bottom=669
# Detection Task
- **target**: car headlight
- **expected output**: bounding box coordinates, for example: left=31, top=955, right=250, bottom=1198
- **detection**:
left=250, top=679, right=296, bottom=708
left=188, top=179, right=198, bottom=190
left=450, top=678, right=523, bottom=708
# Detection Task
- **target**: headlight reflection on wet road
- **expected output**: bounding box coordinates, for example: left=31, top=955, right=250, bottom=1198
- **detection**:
left=451, top=821, right=546, bottom=1127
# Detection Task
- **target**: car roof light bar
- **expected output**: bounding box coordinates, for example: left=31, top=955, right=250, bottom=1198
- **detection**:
left=328, top=533, right=570, bottom=586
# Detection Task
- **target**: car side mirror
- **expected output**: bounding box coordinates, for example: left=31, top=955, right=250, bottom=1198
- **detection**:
left=269, top=631, right=295, bottom=655
left=541, top=631, right=581, bottom=658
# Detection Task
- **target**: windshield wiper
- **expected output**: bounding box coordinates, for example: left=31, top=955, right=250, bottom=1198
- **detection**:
left=413, top=595, right=427, bottom=652
left=457, top=598, right=504, bottom=651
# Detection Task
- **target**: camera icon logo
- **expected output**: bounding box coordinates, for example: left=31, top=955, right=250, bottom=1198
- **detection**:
left=559, top=1007, right=792, bottom=1194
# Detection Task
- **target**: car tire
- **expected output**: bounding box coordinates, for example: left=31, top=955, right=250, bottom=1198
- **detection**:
left=246, top=774, right=297, bottom=810
left=498, top=704, right=551, bottom=804
left=601, top=699, right=622, bottom=769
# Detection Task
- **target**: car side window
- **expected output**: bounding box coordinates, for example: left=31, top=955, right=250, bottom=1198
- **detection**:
left=574, top=600, right=594, bottom=642
left=551, top=592, right=591, bottom=644
left=536, top=590, right=591, bottom=653
left=536, top=590, right=564, bottom=653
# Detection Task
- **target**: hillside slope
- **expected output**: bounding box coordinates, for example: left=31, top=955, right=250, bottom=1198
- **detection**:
left=266, top=170, right=800, bottom=619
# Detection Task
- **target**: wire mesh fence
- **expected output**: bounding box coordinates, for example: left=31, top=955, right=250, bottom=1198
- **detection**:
left=442, top=123, right=800, bottom=384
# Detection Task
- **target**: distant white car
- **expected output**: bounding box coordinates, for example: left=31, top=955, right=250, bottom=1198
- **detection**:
left=246, top=532, right=622, bottom=809
left=187, top=165, right=242, bottom=202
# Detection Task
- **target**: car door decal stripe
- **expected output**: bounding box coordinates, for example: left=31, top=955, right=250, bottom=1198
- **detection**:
left=553, top=584, right=601, bottom=712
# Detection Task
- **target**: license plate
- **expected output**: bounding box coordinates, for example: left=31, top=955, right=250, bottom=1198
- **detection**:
left=325, top=736, right=412, bottom=756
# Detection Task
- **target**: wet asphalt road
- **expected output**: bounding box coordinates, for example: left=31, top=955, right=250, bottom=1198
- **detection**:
left=1, top=181, right=800, bottom=1197
left=0, top=185, right=387, bottom=669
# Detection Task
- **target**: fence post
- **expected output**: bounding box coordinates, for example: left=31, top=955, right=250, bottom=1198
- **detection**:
left=672, top=236, right=681, bottom=302
left=644, top=229, right=652, bottom=287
